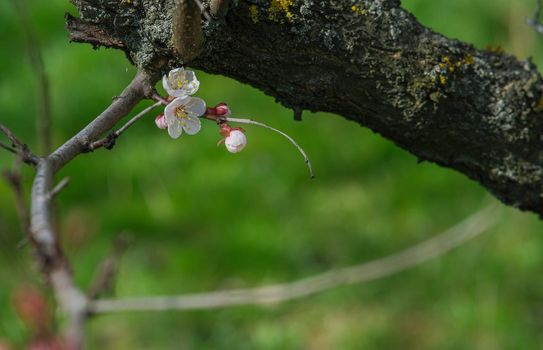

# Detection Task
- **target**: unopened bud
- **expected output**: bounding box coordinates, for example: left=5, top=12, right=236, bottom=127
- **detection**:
left=207, top=103, right=231, bottom=117
left=225, top=129, right=247, bottom=153
left=214, top=103, right=231, bottom=116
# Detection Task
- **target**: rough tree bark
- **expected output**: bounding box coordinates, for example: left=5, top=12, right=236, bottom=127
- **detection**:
left=67, top=0, right=543, bottom=216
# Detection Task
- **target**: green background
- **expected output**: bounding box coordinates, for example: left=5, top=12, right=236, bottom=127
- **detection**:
left=1, top=0, right=543, bottom=348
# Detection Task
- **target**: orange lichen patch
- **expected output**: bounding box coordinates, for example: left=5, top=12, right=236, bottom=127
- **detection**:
left=268, top=0, right=294, bottom=22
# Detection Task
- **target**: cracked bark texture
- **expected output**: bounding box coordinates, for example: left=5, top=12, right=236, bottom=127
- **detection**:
left=68, top=0, right=543, bottom=215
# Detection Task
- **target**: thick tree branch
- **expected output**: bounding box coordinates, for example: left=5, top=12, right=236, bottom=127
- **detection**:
left=69, top=0, right=543, bottom=215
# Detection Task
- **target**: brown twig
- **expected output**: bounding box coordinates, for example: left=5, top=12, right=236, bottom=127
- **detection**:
left=0, top=123, right=39, bottom=166
left=87, top=234, right=132, bottom=300
left=202, top=114, right=315, bottom=178
left=89, top=204, right=500, bottom=313
left=2, top=167, right=31, bottom=236
left=87, top=101, right=162, bottom=151
left=527, top=0, right=543, bottom=33
left=48, top=177, right=70, bottom=200
left=27, top=70, right=158, bottom=349
left=9, top=0, right=52, bottom=154
left=0, top=141, right=17, bottom=155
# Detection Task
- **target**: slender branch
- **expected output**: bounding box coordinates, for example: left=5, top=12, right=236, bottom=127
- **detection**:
left=223, top=116, right=315, bottom=178
left=9, top=0, right=52, bottom=154
left=0, top=141, right=17, bottom=155
left=27, top=69, right=158, bottom=349
left=0, top=123, right=39, bottom=166
left=3, top=167, right=31, bottom=236
left=88, top=101, right=162, bottom=151
left=191, top=0, right=212, bottom=21
left=49, top=70, right=157, bottom=169
left=89, top=204, right=500, bottom=314
left=48, top=177, right=70, bottom=200
left=87, top=234, right=132, bottom=300
left=527, top=0, right=543, bottom=33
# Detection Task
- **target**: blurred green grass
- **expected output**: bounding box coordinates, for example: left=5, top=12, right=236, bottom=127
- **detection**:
left=1, top=0, right=543, bottom=348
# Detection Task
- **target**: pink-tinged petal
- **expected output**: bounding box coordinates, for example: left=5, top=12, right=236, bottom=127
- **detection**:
left=168, top=121, right=183, bottom=139
left=183, top=116, right=201, bottom=135
left=155, top=114, right=168, bottom=129
left=184, top=97, right=207, bottom=117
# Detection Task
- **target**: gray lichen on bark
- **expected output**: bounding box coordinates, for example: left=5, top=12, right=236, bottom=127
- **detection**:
left=67, top=0, right=543, bottom=215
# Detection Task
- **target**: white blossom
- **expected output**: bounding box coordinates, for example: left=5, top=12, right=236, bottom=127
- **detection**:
left=164, top=96, right=206, bottom=139
left=162, top=67, right=200, bottom=98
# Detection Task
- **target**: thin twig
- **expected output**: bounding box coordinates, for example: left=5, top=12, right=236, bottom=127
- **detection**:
left=88, top=101, right=161, bottom=151
left=0, top=141, right=17, bottom=155
left=527, top=0, right=543, bottom=33
left=9, top=0, right=52, bottom=154
left=191, top=0, right=213, bottom=21
left=0, top=123, right=39, bottom=165
left=89, top=204, right=500, bottom=314
left=28, top=70, right=156, bottom=349
left=2, top=167, right=31, bottom=236
left=88, top=234, right=132, bottom=300
left=48, top=177, right=70, bottom=200
left=226, top=117, right=314, bottom=178
left=0, top=123, right=25, bottom=148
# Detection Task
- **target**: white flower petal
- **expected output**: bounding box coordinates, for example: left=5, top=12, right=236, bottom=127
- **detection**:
left=182, top=116, right=201, bottom=135
left=180, top=70, right=200, bottom=96
left=184, top=97, right=207, bottom=117
left=164, top=97, right=189, bottom=125
left=168, top=121, right=183, bottom=139
left=162, top=68, right=200, bottom=97
left=162, top=68, right=184, bottom=96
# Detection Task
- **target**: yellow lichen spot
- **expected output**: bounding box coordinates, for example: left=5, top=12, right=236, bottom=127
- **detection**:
left=429, top=91, right=441, bottom=103
left=439, top=74, right=447, bottom=86
left=485, top=44, right=505, bottom=54
left=121, top=0, right=132, bottom=4
left=462, top=54, right=474, bottom=65
left=535, top=95, right=543, bottom=112
left=249, top=5, right=260, bottom=24
left=268, top=0, right=294, bottom=22
left=351, top=4, right=367, bottom=15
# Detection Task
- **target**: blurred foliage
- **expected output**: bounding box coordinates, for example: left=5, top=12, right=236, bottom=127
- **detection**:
left=1, top=0, right=543, bottom=348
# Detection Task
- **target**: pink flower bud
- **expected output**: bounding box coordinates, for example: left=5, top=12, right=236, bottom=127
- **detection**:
left=207, top=103, right=231, bottom=117
left=155, top=114, right=167, bottom=129
left=225, top=129, right=247, bottom=153
left=214, top=103, right=231, bottom=116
